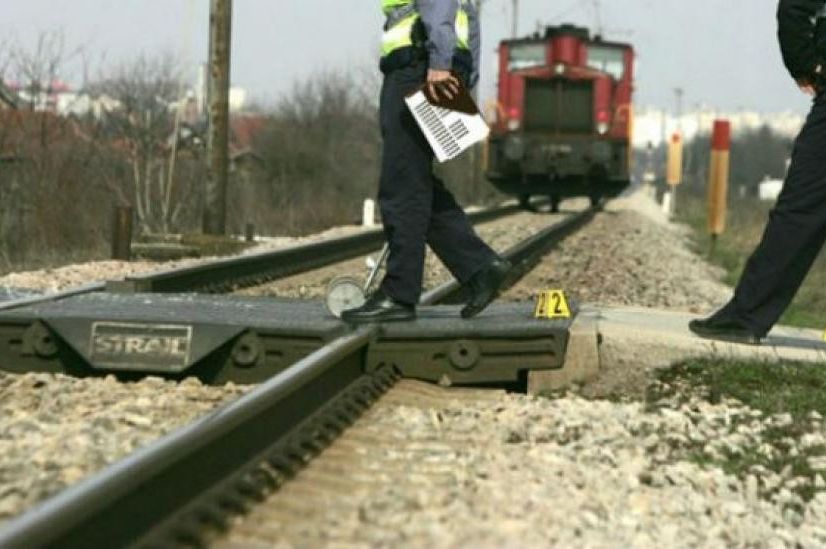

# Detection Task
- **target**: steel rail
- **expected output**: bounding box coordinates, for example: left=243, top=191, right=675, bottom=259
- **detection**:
left=0, top=325, right=398, bottom=548
left=111, top=202, right=523, bottom=293
left=0, top=282, right=105, bottom=312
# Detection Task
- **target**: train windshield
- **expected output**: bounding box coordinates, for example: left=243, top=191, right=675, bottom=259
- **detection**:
left=586, top=46, right=626, bottom=79
left=508, top=43, right=546, bottom=71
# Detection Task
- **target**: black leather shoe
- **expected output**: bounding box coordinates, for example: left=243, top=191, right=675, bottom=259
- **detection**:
left=688, top=315, right=762, bottom=345
left=461, top=258, right=513, bottom=319
left=341, top=290, right=415, bottom=323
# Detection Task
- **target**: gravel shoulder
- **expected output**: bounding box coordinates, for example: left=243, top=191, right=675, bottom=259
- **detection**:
left=0, top=374, right=249, bottom=523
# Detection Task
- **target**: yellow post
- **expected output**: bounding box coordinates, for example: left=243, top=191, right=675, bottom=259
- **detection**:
left=666, top=132, right=683, bottom=186
left=707, top=120, right=731, bottom=237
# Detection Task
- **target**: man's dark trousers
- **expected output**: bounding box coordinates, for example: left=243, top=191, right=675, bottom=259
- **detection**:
left=377, top=59, right=497, bottom=305
left=722, top=95, right=826, bottom=336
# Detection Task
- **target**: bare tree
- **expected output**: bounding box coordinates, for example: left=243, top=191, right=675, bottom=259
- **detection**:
left=0, top=38, right=199, bottom=272
left=7, top=31, right=81, bottom=110
left=0, top=38, right=11, bottom=80
left=89, top=53, right=195, bottom=234
left=243, top=69, right=382, bottom=233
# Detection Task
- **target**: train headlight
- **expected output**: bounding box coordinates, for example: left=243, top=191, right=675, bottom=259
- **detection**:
left=596, top=110, right=611, bottom=135
left=504, top=135, right=525, bottom=160
left=554, top=62, right=566, bottom=75
left=507, top=106, right=521, bottom=131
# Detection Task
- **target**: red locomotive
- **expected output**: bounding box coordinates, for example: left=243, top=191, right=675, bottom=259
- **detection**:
left=486, top=25, right=635, bottom=211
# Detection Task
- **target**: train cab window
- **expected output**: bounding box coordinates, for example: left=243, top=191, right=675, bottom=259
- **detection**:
left=508, top=43, right=547, bottom=71
left=586, top=46, right=626, bottom=80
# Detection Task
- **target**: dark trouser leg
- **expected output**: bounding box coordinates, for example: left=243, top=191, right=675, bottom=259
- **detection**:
left=377, top=62, right=496, bottom=304
left=426, top=175, right=498, bottom=284
left=723, top=100, right=826, bottom=335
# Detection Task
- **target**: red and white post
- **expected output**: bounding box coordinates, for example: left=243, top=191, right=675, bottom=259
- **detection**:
left=707, top=120, right=731, bottom=246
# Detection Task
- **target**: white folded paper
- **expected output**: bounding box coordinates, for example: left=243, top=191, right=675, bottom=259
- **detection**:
left=405, top=89, right=490, bottom=163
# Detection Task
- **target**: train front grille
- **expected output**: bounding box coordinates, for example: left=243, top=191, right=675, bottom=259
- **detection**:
left=523, top=78, right=593, bottom=134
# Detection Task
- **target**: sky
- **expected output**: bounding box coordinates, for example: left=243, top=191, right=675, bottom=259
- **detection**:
left=0, top=0, right=814, bottom=115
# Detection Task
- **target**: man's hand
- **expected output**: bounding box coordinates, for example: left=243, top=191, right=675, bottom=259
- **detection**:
left=797, top=76, right=817, bottom=96
left=797, top=64, right=824, bottom=97
left=427, top=69, right=460, bottom=101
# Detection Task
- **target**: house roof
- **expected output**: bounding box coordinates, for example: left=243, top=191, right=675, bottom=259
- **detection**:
left=0, top=110, right=89, bottom=163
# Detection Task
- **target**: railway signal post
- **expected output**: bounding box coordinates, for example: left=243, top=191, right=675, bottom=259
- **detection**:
left=707, top=120, right=731, bottom=254
left=665, top=132, right=683, bottom=216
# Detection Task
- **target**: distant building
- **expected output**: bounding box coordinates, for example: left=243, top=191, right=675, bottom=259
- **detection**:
left=758, top=176, right=784, bottom=201
left=632, top=106, right=805, bottom=148
left=229, top=88, right=247, bottom=112
left=57, top=92, right=122, bottom=118
left=8, top=79, right=73, bottom=112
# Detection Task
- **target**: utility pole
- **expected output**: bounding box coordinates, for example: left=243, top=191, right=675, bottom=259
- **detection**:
left=591, top=0, right=603, bottom=36
left=203, top=0, right=233, bottom=235
left=509, top=0, right=520, bottom=38
left=674, top=87, right=684, bottom=131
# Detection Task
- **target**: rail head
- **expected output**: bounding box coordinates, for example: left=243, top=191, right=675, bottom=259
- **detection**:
left=0, top=282, right=105, bottom=312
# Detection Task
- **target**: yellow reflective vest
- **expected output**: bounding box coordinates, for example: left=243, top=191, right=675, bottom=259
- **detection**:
left=381, top=0, right=471, bottom=57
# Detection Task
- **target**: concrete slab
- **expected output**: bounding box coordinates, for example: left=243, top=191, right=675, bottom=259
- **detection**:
left=527, top=312, right=599, bottom=393
left=528, top=305, right=826, bottom=396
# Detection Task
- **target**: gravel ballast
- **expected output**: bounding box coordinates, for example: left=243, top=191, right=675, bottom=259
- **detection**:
left=0, top=225, right=369, bottom=294
left=0, top=373, right=249, bottom=523
left=504, top=189, right=731, bottom=312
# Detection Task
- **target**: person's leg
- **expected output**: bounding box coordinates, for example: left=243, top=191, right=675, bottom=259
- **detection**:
left=722, top=100, right=826, bottom=335
left=425, top=175, right=498, bottom=284
left=377, top=62, right=436, bottom=305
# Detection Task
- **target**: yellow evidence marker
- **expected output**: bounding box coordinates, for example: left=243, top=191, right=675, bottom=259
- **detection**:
left=534, top=290, right=572, bottom=319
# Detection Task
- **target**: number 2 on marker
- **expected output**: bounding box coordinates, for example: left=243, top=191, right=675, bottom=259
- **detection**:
left=534, top=289, right=571, bottom=319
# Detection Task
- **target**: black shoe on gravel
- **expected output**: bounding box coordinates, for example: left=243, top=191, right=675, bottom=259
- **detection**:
left=688, top=315, right=762, bottom=345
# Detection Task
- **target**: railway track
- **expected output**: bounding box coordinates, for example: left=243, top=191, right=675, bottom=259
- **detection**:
left=0, top=202, right=597, bottom=547
left=0, top=202, right=524, bottom=310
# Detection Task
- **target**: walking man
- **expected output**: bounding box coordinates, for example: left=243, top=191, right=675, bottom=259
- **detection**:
left=690, top=0, right=826, bottom=343
left=343, top=0, right=511, bottom=323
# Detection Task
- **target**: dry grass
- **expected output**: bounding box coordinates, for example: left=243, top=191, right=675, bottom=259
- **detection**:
left=677, top=188, right=826, bottom=329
